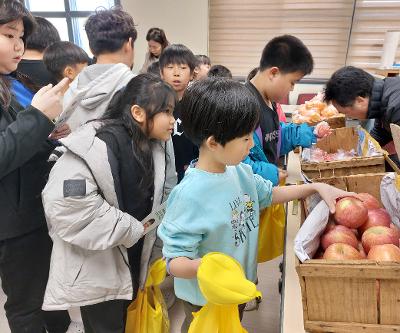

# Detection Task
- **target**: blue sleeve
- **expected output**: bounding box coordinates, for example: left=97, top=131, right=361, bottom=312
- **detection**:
left=243, top=155, right=279, bottom=186
left=157, top=187, right=203, bottom=259
left=280, top=122, right=317, bottom=155
left=253, top=174, right=273, bottom=210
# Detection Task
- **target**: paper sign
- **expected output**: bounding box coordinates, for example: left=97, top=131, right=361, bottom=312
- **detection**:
left=141, top=201, right=167, bottom=235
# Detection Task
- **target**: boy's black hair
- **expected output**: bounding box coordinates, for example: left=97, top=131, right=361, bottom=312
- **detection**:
left=25, top=16, right=60, bottom=52
left=259, top=35, right=313, bottom=75
left=180, top=78, right=260, bottom=146
left=43, top=41, right=90, bottom=82
left=207, top=65, right=233, bottom=79
left=196, top=54, right=211, bottom=66
left=146, top=27, right=168, bottom=49
left=85, top=7, right=137, bottom=56
left=147, top=61, right=161, bottom=77
left=159, top=44, right=197, bottom=73
left=324, top=66, right=374, bottom=107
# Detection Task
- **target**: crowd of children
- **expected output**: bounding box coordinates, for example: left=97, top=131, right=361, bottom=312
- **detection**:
left=0, top=1, right=373, bottom=333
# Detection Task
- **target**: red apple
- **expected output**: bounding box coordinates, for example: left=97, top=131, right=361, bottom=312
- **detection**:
left=356, top=193, right=381, bottom=210
left=321, top=226, right=358, bottom=250
left=367, top=244, right=400, bottom=262
left=334, top=197, right=368, bottom=228
left=361, top=226, right=400, bottom=253
left=323, top=243, right=364, bottom=260
left=359, top=208, right=391, bottom=234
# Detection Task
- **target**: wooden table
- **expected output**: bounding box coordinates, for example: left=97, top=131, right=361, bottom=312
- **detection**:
left=280, top=152, right=307, bottom=333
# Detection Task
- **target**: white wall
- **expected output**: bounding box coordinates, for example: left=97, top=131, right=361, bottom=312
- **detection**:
left=121, top=0, right=209, bottom=73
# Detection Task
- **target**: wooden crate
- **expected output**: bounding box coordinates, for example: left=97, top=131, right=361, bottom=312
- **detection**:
left=301, top=127, right=386, bottom=180
left=296, top=173, right=400, bottom=332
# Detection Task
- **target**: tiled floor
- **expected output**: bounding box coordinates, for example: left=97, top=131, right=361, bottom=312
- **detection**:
left=0, top=257, right=281, bottom=333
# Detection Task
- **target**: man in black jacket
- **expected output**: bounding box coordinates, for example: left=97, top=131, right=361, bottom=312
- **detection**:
left=325, top=66, right=400, bottom=166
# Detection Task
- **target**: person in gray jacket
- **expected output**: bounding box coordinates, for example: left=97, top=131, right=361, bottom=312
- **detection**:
left=58, top=7, right=137, bottom=131
left=42, top=74, right=177, bottom=333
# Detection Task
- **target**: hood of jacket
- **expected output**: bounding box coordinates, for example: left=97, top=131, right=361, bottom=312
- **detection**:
left=66, top=63, right=133, bottom=110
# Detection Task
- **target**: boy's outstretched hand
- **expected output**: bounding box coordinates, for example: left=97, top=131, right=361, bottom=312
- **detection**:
left=272, top=182, right=356, bottom=214
left=313, top=183, right=356, bottom=214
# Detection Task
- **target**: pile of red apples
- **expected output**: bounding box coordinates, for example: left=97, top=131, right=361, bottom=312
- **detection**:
left=315, top=193, right=400, bottom=262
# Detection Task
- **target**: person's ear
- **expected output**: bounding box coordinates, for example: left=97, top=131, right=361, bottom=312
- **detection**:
left=269, top=66, right=280, bottom=78
left=63, top=66, right=75, bottom=81
left=124, top=37, right=133, bottom=51
left=130, top=105, right=146, bottom=124
left=205, top=136, right=220, bottom=151
left=355, top=96, right=369, bottom=114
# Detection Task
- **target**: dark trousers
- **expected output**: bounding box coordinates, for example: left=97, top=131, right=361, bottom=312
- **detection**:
left=181, top=300, right=246, bottom=333
left=80, top=299, right=131, bottom=333
left=0, top=227, right=71, bottom=333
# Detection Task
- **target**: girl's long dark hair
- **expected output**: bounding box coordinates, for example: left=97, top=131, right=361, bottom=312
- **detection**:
left=98, top=73, right=176, bottom=191
left=0, top=0, right=36, bottom=108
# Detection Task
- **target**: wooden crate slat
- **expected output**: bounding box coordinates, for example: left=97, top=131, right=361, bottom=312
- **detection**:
left=305, top=277, right=377, bottom=323
left=298, top=262, right=400, bottom=279
left=380, top=280, right=400, bottom=325
left=305, top=320, right=400, bottom=332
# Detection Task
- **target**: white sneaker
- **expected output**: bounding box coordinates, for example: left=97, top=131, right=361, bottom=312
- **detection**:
left=65, top=321, right=85, bottom=333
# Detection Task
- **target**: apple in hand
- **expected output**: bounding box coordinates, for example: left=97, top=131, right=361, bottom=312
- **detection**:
left=334, top=197, right=368, bottom=229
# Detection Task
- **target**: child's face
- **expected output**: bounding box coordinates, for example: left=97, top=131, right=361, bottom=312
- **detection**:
left=213, top=133, right=255, bottom=166
left=264, top=69, right=303, bottom=103
left=148, top=105, right=176, bottom=141
left=195, top=63, right=210, bottom=80
left=161, top=63, right=193, bottom=98
left=0, top=19, right=24, bottom=75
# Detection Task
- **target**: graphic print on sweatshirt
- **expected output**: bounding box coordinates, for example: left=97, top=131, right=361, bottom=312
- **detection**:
left=229, top=193, right=258, bottom=246
left=173, top=117, right=183, bottom=136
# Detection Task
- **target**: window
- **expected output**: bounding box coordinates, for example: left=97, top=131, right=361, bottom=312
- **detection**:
left=209, top=0, right=400, bottom=79
left=24, top=0, right=121, bottom=54
left=346, top=0, right=400, bottom=70
left=209, top=0, right=354, bottom=79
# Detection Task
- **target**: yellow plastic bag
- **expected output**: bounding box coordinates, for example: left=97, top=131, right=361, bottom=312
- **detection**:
left=125, top=259, right=169, bottom=333
left=257, top=203, right=286, bottom=263
left=189, top=303, right=246, bottom=333
left=188, top=252, right=262, bottom=333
